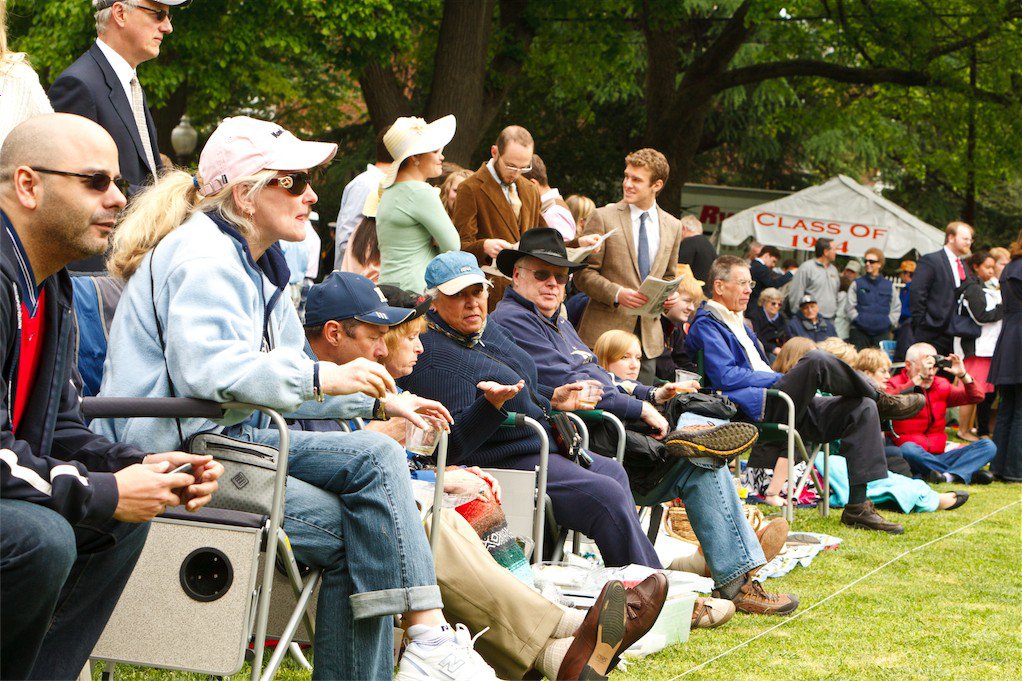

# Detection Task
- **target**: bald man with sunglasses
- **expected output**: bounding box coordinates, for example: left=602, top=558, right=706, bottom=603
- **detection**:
left=0, top=113, right=223, bottom=679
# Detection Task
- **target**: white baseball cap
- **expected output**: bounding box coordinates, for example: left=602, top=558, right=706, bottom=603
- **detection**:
left=197, top=116, right=337, bottom=197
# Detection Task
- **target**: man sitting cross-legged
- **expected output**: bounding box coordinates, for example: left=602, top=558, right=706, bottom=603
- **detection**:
left=686, top=255, right=927, bottom=535
left=299, top=271, right=669, bottom=681
left=488, top=228, right=797, bottom=617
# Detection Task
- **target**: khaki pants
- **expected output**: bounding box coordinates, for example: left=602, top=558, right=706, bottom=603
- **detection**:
left=425, top=511, right=563, bottom=679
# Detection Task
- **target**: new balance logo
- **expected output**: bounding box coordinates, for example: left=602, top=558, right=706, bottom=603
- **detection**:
left=436, top=654, right=466, bottom=676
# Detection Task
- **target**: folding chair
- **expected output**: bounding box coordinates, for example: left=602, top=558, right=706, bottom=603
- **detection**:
left=82, top=398, right=315, bottom=681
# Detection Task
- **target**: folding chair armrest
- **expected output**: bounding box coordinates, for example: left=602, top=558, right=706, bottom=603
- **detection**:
left=500, top=412, right=527, bottom=427
left=81, top=396, right=225, bottom=420
left=565, top=409, right=605, bottom=421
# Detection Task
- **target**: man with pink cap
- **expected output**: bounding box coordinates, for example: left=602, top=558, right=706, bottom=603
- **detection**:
left=95, top=116, right=497, bottom=680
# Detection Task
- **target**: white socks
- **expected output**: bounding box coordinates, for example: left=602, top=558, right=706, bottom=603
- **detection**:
left=537, top=636, right=574, bottom=679
left=406, top=623, right=453, bottom=647
left=553, top=606, right=586, bottom=638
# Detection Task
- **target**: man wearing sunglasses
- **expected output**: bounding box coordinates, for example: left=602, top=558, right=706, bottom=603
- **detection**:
left=846, top=247, right=901, bottom=351
left=0, top=113, right=223, bottom=678
left=50, top=0, right=188, bottom=207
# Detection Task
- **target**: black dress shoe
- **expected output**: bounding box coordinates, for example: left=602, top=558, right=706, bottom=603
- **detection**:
left=924, top=469, right=946, bottom=485
left=971, top=470, right=994, bottom=485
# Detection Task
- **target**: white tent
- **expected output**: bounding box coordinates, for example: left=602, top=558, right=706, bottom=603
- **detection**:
left=720, top=175, right=943, bottom=258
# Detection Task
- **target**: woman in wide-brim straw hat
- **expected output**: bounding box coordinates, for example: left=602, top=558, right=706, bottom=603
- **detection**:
left=368, top=114, right=462, bottom=293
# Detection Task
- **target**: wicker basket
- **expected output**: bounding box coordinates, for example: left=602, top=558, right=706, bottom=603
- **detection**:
left=663, top=503, right=765, bottom=545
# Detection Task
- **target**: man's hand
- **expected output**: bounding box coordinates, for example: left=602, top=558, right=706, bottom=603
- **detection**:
left=477, top=380, right=524, bottom=410
left=662, top=292, right=680, bottom=311
left=112, top=462, right=196, bottom=522
left=483, top=239, right=513, bottom=259
left=320, top=357, right=396, bottom=399
left=653, top=380, right=699, bottom=404
left=442, top=466, right=502, bottom=503
left=550, top=380, right=603, bottom=411
left=141, top=452, right=224, bottom=512
left=387, top=392, right=453, bottom=430
left=576, top=233, right=602, bottom=250
left=617, top=288, right=649, bottom=309
left=948, top=353, right=967, bottom=377
left=640, top=401, right=669, bottom=439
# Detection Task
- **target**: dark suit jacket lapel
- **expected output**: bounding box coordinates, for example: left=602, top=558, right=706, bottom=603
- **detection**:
left=477, top=164, right=516, bottom=234
left=89, top=43, right=152, bottom=173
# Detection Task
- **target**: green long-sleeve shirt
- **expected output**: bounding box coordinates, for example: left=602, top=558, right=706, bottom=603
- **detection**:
left=377, top=181, right=461, bottom=292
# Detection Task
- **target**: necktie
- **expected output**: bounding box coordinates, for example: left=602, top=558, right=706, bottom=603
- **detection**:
left=956, top=258, right=965, bottom=283
left=130, top=77, right=158, bottom=174
left=637, top=211, right=651, bottom=280
left=507, top=182, right=522, bottom=221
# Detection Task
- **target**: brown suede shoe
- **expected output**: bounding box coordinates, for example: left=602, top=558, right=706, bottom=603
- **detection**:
left=665, top=422, right=759, bottom=461
left=875, top=391, right=926, bottom=420
left=714, top=575, right=799, bottom=616
left=841, top=500, right=905, bottom=534
left=690, top=596, right=735, bottom=628
left=558, top=580, right=627, bottom=680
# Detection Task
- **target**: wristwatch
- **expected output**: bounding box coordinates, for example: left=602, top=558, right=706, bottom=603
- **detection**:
left=373, top=398, right=390, bottom=420
left=961, top=373, right=973, bottom=384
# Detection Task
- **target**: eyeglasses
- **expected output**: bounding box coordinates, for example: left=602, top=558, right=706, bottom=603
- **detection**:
left=31, top=167, right=129, bottom=195
left=267, top=172, right=311, bottom=196
left=499, top=157, right=532, bottom=174
left=864, top=258, right=880, bottom=265
left=764, top=300, right=782, bottom=306
left=133, top=4, right=172, bottom=22
left=518, top=266, right=568, bottom=285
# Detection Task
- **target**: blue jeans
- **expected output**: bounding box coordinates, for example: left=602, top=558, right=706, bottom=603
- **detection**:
left=0, top=499, right=149, bottom=680
left=226, top=425, right=441, bottom=680
left=899, top=439, right=997, bottom=484
left=665, top=461, right=766, bottom=587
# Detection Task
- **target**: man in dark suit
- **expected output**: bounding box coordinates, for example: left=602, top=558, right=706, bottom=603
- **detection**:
left=677, top=215, right=717, bottom=295
left=49, top=0, right=189, bottom=192
left=911, top=221, right=974, bottom=355
left=748, top=245, right=792, bottom=312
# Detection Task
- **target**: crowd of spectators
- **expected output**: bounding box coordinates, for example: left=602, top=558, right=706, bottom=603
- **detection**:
left=2, top=2, right=1021, bottom=679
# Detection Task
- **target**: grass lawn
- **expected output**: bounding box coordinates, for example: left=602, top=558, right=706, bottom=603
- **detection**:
left=99, top=482, right=1021, bottom=681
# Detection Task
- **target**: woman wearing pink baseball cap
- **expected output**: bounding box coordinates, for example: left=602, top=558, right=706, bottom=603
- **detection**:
left=98, top=116, right=497, bottom=681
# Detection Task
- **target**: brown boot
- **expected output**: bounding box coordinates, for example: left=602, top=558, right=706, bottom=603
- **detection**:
left=841, top=500, right=904, bottom=534
left=714, top=575, right=799, bottom=616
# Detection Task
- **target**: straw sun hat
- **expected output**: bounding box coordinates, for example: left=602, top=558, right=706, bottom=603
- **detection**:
left=364, top=114, right=456, bottom=216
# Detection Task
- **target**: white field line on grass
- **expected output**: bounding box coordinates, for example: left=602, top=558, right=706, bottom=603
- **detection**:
left=670, top=498, right=1022, bottom=679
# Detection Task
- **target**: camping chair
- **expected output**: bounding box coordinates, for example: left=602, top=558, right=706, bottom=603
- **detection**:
left=695, top=351, right=829, bottom=524
left=82, top=398, right=314, bottom=681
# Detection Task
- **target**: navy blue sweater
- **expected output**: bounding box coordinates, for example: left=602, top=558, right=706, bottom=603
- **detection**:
left=398, top=311, right=556, bottom=467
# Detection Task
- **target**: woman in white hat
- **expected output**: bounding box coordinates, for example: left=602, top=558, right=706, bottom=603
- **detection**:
left=371, top=114, right=461, bottom=292
left=97, top=116, right=495, bottom=681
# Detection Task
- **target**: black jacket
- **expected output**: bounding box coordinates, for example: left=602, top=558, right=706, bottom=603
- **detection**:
left=1, top=214, right=146, bottom=525
left=677, top=234, right=717, bottom=294
left=749, top=258, right=792, bottom=309
left=748, top=304, right=790, bottom=356
left=911, top=249, right=961, bottom=336
left=49, top=42, right=163, bottom=193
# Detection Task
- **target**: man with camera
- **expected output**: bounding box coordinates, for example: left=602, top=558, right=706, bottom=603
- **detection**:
left=886, top=344, right=997, bottom=484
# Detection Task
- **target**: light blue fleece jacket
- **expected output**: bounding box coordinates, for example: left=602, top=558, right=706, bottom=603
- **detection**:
left=94, top=211, right=373, bottom=452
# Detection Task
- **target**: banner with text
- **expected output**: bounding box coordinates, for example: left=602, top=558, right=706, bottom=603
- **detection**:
left=753, top=211, right=891, bottom=257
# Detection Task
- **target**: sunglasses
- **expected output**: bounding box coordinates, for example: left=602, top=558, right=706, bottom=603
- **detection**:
left=267, top=171, right=311, bottom=196
left=864, top=258, right=880, bottom=264
left=519, top=266, right=568, bottom=285
left=31, top=167, right=129, bottom=195
left=134, top=4, right=172, bottom=22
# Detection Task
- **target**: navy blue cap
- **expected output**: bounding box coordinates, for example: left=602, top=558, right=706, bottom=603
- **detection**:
left=305, top=272, right=412, bottom=327
left=424, top=251, right=491, bottom=295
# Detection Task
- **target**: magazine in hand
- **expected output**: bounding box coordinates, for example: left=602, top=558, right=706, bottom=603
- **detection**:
left=624, top=272, right=686, bottom=317
left=565, top=228, right=618, bottom=263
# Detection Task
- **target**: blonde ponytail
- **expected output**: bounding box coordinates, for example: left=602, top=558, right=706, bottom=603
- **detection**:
left=108, top=168, right=276, bottom=280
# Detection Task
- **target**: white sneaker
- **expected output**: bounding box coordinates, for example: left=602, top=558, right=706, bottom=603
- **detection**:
left=395, top=623, right=498, bottom=681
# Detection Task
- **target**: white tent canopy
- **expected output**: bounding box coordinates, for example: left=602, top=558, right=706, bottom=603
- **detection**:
left=720, top=175, right=943, bottom=258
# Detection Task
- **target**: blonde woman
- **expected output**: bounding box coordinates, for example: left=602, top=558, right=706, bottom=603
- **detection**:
left=440, top=168, right=472, bottom=217
left=565, top=194, right=595, bottom=232
left=95, top=116, right=494, bottom=681
left=0, top=4, right=53, bottom=145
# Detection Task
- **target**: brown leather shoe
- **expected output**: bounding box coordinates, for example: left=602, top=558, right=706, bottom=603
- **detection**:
left=841, top=500, right=905, bottom=534
left=558, top=580, right=627, bottom=680
left=875, top=391, right=926, bottom=420
left=714, top=575, right=799, bottom=616
left=609, top=572, right=668, bottom=670
left=756, top=517, right=789, bottom=563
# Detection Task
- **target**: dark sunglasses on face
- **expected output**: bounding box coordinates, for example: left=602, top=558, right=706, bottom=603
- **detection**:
left=134, top=4, right=172, bottom=22
left=31, top=167, right=129, bottom=195
left=268, top=171, right=311, bottom=196
left=864, top=258, right=880, bottom=264
left=519, top=266, right=568, bottom=285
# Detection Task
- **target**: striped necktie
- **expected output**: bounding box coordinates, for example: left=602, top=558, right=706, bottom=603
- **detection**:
left=130, top=76, right=157, bottom=174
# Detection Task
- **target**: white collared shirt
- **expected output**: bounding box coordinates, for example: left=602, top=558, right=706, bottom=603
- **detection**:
left=486, top=158, right=513, bottom=203
left=944, top=245, right=965, bottom=286
left=706, top=299, right=774, bottom=373
left=628, top=202, right=660, bottom=273
left=95, top=39, right=137, bottom=105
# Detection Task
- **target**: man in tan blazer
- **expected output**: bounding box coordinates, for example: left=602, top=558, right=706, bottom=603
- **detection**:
left=574, top=148, right=683, bottom=383
left=452, top=125, right=545, bottom=307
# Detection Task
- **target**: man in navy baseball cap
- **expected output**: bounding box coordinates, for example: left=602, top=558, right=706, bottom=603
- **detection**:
left=305, top=272, right=414, bottom=363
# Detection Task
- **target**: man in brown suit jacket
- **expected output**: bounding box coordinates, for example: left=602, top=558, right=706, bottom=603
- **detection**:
left=452, top=125, right=545, bottom=307
left=574, top=149, right=683, bottom=384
